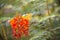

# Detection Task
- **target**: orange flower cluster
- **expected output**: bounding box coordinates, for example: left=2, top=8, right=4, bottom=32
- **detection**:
left=10, top=15, right=29, bottom=38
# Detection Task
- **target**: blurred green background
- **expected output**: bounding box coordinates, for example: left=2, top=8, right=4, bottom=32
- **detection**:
left=0, top=0, right=60, bottom=40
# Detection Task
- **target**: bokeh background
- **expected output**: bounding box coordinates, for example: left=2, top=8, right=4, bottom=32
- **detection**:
left=0, top=0, right=60, bottom=40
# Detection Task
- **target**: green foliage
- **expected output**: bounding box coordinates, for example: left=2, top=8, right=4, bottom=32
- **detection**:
left=0, top=0, right=60, bottom=40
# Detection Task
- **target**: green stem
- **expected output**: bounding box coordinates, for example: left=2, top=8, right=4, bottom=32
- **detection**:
left=2, top=26, right=8, bottom=40
left=0, top=21, right=7, bottom=40
left=46, top=0, right=50, bottom=15
left=46, top=0, right=52, bottom=27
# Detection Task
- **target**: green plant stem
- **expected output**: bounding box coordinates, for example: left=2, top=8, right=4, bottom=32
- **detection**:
left=46, top=0, right=52, bottom=25
left=2, top=26, right=7, bottom=40
left=0, top=21, right=7, bottom=40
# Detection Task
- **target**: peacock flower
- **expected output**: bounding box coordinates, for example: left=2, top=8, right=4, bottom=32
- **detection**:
left=9, top=13, right=32, bottom=38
